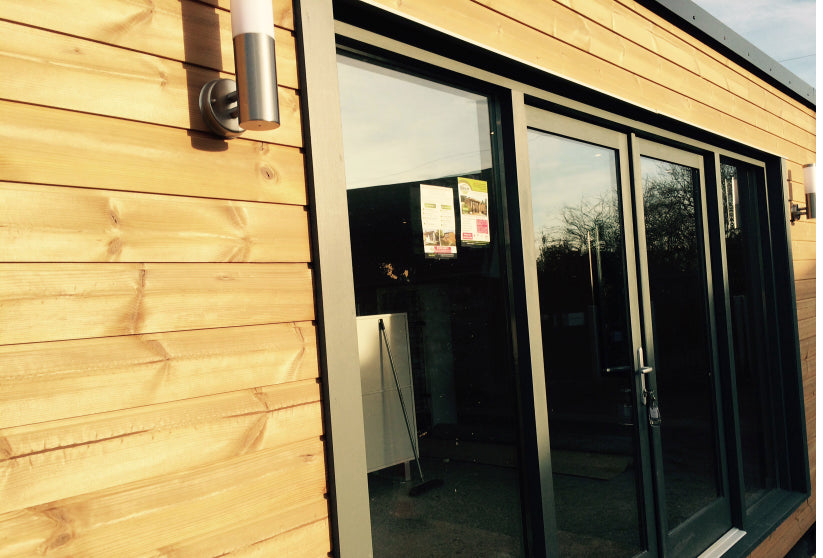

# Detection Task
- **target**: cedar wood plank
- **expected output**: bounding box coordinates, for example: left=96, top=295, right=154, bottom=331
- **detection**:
left=220, top=518, right=331, bottom=557
left=0, top=439, right=326, bottom=557
left=0, top=101, right=306, bottom=205
left=0, top=20, right=302, bottom=147
left=790, top=221, right=816, bottom=242
left=0, top=182, right=311, bottom=263
left=0, top=0, right=294, bottom=61
left=0, top=263, right=315, bottom=345
left=0, top=381, right=323, bottom=514
left=793, top=258, right=816, bottom=282
left=0, top=322, right=317, bottom=429
left=791, top=241, right=816, bottom=262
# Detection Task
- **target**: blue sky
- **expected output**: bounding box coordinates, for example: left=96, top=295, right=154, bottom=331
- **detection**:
left=691, top=0, right=816, bottom=88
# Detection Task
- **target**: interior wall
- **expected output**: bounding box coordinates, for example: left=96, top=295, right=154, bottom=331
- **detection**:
left=357, top=0, right=816, bottom=554
left=0, top=0, right=331, bottom=555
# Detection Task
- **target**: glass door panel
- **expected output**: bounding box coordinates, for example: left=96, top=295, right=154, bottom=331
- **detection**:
left=719, top=161, right=778, bottom=510
left=633, top=140, right=731, bottom=553
left=525, top=109, right=733, bottom=557
left=526, top=110, right=651, bottom=558
left=338, top=54, right=526, bottom=557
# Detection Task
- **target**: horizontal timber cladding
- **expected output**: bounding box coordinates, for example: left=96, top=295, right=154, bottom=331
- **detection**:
left=0, top=0, right=295, bottom=77
left=0, top=20, right=302, bottom=147
left=0, top=439, right=328, bottom=557
left=0, top=183, right=312, bottom=262
left=0, top=322, right=318, bottom=429
left=0, top=380, right=323, bottom=514
left=0, top=263, right=315, bottom=346
left=0, top=101, right=307, bottom=204
left=793, top=259, right=816, bottom=282
left=0, top=0, right=329, bottom=555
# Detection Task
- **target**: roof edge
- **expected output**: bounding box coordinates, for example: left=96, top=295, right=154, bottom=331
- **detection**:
left=638, top=0, right=816, bottom=109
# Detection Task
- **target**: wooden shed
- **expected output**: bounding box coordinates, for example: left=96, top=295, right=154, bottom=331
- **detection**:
left=0, top=0, right=814, bottom=557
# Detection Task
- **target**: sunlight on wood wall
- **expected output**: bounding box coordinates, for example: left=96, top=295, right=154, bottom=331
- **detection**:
left=0, top=0, right=331, bottom=555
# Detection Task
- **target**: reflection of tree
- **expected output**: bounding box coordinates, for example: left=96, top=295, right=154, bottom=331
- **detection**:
left=536, top=193, right=621, bottom=277
left=534, top=188, right=630, bottom=378
left=642, top=162, right=697, bottom=273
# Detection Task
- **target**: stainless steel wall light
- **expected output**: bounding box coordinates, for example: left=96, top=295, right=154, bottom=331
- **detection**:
left=199, top=0, right=280, bottom=138
left=791, top=163, right=816, bottom=222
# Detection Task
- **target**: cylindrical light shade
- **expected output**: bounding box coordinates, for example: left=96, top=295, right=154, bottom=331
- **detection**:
left=231, top=0, right=280, bottom=131
left=803, top=163, right=816, bottom=194
left=803, top=163, right=816, bottom=219
left=231, top=0, right=275, bottom=37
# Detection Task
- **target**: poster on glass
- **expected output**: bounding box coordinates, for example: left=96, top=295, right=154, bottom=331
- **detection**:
left=420, top=184, right=457, bottom=258
left=458, top=178, right=490, bottom=245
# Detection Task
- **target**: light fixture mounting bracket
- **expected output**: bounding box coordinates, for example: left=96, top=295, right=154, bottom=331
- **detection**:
left=199, top=78, right=245, bottom=139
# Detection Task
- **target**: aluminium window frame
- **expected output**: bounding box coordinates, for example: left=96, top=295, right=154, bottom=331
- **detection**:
left=295, top=1, right=810, bottom=556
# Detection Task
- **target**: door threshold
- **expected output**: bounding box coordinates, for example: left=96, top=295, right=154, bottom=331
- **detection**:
left=697, top=528, right=747, bottom=558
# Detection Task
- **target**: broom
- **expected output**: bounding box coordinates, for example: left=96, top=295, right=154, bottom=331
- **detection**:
left=378, top=319, right=443, bottom=497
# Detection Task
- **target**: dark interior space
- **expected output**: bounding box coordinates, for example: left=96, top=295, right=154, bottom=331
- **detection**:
left=349, top=173, right=527, bottom=557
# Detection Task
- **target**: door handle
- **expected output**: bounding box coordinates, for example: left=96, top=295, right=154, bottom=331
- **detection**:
left=637, top=348, right=662, bottom=426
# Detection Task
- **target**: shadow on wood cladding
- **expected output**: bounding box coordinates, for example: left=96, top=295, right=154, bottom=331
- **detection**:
left=182, top=0, right=228, bottom=152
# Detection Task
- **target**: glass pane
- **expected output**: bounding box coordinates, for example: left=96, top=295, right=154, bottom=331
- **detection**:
left=528, top=129, right=642, bottom=557
left=338, top=54, right=524, bottom=557
left=640, top=157, right=721, bottom=530
left=721, top=162, right=777, bottom=508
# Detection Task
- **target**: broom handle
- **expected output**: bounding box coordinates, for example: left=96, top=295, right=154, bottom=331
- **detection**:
left=379, top=319, right=425, bottom=483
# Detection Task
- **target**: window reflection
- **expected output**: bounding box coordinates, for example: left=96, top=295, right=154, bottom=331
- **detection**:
left=640, top=157, right=721, bottom=530
left=338, top=54, right=524, bottom=557
left=528, top=129, right=641, bottom=557
left=721, top=162, right=777, bottom=508
left=338, top=56, right=491, bottom=190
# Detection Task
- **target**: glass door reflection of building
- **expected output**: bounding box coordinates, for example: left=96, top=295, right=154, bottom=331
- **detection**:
left=527, top=110, right=732, bottom=557
left=337, top=53, right=525, bottom=557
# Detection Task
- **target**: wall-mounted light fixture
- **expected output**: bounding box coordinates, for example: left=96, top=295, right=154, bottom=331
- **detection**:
left=199, top=0, right=280, bottom=138
left=790, top=163, right=816, bottom=222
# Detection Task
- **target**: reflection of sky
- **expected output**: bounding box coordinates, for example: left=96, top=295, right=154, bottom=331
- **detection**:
left=640, top=156, right=692, bottom=188
left=640, top=156, right=668, bottom=186
left=527, top=129, right=618, bottom=241
left=337, top=55, right=492, bottom=189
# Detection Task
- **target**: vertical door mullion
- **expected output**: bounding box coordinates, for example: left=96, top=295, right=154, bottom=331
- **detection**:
left=694, top=155, right=733, bottom=523
left=507, top=90, right=559, bottom=558
left=629, top=134, right=671, bottom=554
left=706, top=152, right=747, bottom=527
left=619, top=133, right=660, bottom=557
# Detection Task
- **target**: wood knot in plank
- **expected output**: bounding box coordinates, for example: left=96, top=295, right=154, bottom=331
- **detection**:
left=35, top=505, right=76, bottom=552
left=129, top=266, right=148, bottom=334
left=108, top=237, right=123, bottom=258
left=260, top=165, right=277, bottom=182
left=238, top=414, right=269, bottom=455
left=0, top=436, right=12, bottom=460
